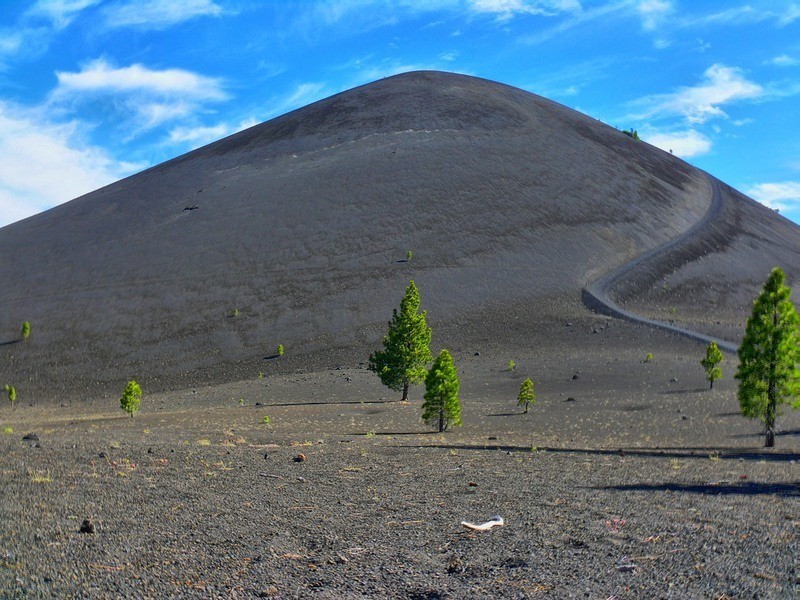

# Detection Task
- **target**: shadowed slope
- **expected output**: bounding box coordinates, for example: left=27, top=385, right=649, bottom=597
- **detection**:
left=0, top=71, right=797, bottom=399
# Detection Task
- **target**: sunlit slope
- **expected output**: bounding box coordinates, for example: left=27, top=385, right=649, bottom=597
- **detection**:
left=0, top=71, right=795, bottom=396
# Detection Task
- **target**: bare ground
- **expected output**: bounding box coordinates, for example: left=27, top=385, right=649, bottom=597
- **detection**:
left=2, top=313, right=798, bottom=599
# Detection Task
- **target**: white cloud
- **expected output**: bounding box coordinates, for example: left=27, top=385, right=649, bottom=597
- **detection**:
left=50, top=59, right=229, bottom=137
left=27, top=0, right=100, bottom=28
left=468, top=0, right=581, bottom=20
left=779, top=4, right=800, bottom=26
left=636, top=0, right=673, bottom=31
left=642, top=128, right=712, bottom=158
left=167, top=118, right=258, bottom=149
left=630, top=64, right=763, bottom=124
left=745, top=181, right=800, bottom=212
left=768, top=54, right=800, bottom=67
left=55, top=59, right=227, bottom=101
left=104, top=0, right=223, bottom=29
left=0, top=103, right=140, bottom=227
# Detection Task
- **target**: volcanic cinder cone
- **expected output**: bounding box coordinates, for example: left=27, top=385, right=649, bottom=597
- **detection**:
left=1, top=71, right=798, bottom=399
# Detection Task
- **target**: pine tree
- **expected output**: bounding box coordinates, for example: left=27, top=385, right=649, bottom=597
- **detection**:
left=701, top=341, right=724, bottom=389
left=735, top=267, right=800, bottom=447
left=518, top=378, right=535, bottom=413
left=20, top=322, right=30, bottom=341
left=369, top=280, right=432, bottom=401
left=4, top=384, right=16, bottom=409
left=422, top=349, right=462, bottom=432
left=120, top=380, right=143, bottom=417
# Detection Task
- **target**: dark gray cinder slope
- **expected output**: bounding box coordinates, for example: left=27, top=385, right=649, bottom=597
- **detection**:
left=0, top=71, right=797, bottom=399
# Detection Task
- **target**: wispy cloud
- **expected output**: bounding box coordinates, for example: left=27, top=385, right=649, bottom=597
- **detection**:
left=0, top=102, right=140, bottom=226
left=678, top=4, right=800, bottom=28
left=104, top=0, right=224, bottom=30
left=745, top=181, right=800, bottom=212
left=55, top=59, right=227, bottom=100
left=468, top=0, right=582, bottom=20
left=26, top=0, right=101, bottom=28
left=0, top=0, right=98, bottom=64
left=641, top=127, right=711, bottom=158
left=167, top=118, right=258, bottom=149
left=51, top=59, right=228, bottom=135
left=768, top=54, right=800, bottom=67
left=629, top=64, right=763, bottom=124
left=636, top=0, right=673, bottom=31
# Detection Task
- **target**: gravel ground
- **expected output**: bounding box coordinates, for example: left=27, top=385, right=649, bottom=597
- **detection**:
left=2, top=323, right=798, bottom=599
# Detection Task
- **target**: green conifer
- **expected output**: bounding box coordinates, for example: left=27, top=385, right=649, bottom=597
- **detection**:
left=518, top=378, right=535, bottom=413
left=701, top=341, right=724, bottom=389
left=735, top=267, right=800, bottom=447
left=422, top=349, right=462, bottom=432
left=120, top=380, right=143, bottom=417
left=369, top=281, right=432, bottom=401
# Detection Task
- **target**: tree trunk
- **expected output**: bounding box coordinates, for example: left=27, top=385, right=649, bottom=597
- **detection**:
left=438, top=409, right=444, bottom=433
left=765, top=427, right=775, bottom=447
left=402, top=381, right=409, bottom=401
left=709, top=379, right=713, bottom=390
left=524, top=404, right=528, bottom=414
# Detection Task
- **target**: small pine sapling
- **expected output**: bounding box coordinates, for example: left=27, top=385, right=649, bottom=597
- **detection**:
left=5, top=385, right=16, bottom=408
left=276, top=344, right=285, bottom=357
left=644, top=353, right=654, bottom=363
left=21, top=322, right=31, bottom=341
left=518, top=378, right=535, bottom=414
left=120, top=380, right=142, bottom=417
left=701, top=341, right=724, bottom=389
left=406, top=250, right=413, bottom=261
left=507, top=359, right=516, bottom=371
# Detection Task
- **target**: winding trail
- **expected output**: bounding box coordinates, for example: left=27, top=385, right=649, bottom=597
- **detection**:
left=582, top=174, right=738, bottom=354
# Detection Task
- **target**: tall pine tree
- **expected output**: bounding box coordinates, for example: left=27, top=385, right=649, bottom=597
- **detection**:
left=369, top=281, right=432, bottom=401
left=701, top=341, right=724, bottom=389
left=422, top=349, right=462, bottom=432
left=735, top=267, right=800, bottom=447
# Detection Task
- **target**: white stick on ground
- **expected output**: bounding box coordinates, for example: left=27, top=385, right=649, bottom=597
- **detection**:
left=461, top=515, right=504, bottom=531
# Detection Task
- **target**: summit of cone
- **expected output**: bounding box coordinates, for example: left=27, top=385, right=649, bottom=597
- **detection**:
left=0, top=70, right=798, bottom=399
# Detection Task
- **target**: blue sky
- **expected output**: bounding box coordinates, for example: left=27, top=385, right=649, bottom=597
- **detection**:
left=0, top=0, right=799, bottom=226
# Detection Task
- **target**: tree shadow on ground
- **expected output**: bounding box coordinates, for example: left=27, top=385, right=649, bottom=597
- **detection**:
left=349, top=431, right=438, bottom=437
left=398, top=444, right=800, bottom=463
left=730, top=429, right=800, bottom=439
left=486, top=412, right=522, bottom=417
left=0, top=339, right=20, bottom=347
left=597, top=480, right=799, bottom=498
left=261, top=399, right=397, bottom=407
left=659, top=387, right=708, bottom=395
